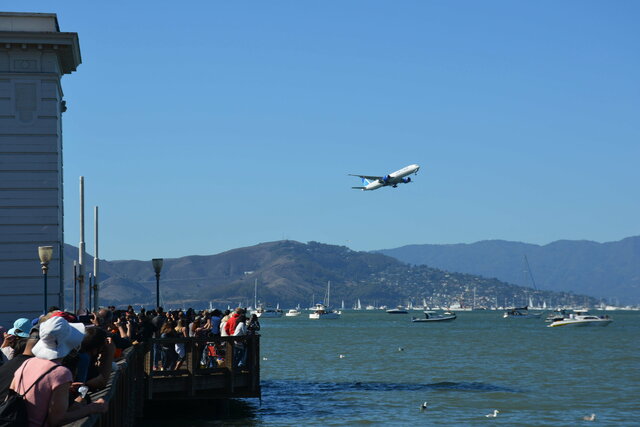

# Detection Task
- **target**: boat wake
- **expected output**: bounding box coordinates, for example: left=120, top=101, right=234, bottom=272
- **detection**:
left=263, top=379, right=522, bottom=393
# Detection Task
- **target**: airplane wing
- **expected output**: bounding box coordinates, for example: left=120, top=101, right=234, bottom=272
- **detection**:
left=351, top=186, right=366, bottom=190
left=348, top=174, right=382, bottom=180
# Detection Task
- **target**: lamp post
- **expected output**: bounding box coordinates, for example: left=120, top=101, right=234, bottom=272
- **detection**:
left=38, top=246, right=53, bottom=314
left=152, top=258, right=163, bottom=308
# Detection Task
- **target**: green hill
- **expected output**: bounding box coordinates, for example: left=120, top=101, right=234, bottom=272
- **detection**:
left=64, top=240, right=596, bottom=309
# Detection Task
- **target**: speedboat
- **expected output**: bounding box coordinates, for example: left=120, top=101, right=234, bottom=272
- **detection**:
left=503, top=306, right=542, bottom=319
left=386, top=306, right=408, bottom=314
left=285, top=308, right=301, bottom=317
left=412, top=311, right=456, bottom=323
left=309, top=303, right=340, bottom=319
left=547, top=310, right=613, bottom=327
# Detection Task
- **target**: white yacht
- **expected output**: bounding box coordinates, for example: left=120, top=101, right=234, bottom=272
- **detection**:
left=285, top=308, right=302, bottom=317
left=547, top=309, right=613, bottom=327
left=250, top=279, right=283, bottom=318
left=253, top=305, right=283, bottom=318
left=309, top=303, right=340, bottom=319
left=386, top=306, right=408, bottom=314
left=309, top=281, right=340, bottom=319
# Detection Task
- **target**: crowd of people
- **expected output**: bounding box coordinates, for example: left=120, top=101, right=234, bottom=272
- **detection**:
left=0, top=305, right=260, bottom=426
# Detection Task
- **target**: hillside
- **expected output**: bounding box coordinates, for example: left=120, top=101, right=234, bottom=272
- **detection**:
left=376, top=236, right=640, bottom=304
left=63, top=240, right=595, bottom=309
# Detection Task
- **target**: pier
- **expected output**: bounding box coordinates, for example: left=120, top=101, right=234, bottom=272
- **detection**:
left=68, top=335, right=261, bottom=426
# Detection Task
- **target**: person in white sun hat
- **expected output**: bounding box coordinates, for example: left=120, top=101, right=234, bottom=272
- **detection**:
left=10, top=316, right=108, bottom=426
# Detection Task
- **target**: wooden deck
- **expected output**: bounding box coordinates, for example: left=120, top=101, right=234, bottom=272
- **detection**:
left=67, top=335, right=261, bottom=426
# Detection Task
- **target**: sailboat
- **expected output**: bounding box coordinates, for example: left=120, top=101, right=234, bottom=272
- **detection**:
left=309, top=281, right=340, bottom=319
left=353, top=298, right=362, bottom=310
left=251, top=279, right=282, bottom=318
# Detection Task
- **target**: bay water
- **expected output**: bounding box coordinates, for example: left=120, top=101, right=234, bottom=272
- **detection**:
left=152, top=310, right=640, bottom=426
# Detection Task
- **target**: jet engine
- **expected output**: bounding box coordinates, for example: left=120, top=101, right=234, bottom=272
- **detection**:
left=402, top=177, right=412, bottom=183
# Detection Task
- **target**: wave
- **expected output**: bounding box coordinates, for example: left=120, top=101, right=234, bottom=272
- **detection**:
left=263, top=379, right=522, bottom=394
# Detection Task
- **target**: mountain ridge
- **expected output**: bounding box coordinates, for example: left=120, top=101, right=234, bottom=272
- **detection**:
left=376, top=236, right=640, bottom=304
left=63, top=240, right=599, bottom=309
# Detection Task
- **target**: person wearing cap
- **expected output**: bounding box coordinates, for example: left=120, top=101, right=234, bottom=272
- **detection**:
left=0, top=325, right=39, bottom=402
left=1, top=317, right=31, bottom=362
left=10, top=316, right=108, bottom=426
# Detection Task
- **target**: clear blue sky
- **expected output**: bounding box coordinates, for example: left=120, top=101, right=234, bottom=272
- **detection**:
left=10, top=1, right=640, bottom=260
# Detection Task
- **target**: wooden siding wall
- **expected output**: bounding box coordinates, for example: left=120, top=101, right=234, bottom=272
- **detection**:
left=0, top=44, right=66, bottom=325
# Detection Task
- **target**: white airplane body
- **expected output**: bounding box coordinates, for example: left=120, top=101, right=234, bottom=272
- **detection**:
left=350, top=164, right=420, bottom=191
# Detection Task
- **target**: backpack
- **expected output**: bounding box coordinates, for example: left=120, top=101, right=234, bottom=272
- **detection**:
left=0, top=360, right=60, bottom=427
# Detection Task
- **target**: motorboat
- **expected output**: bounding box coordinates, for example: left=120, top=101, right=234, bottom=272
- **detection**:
left=309, top=282, right=340, bottom=319
left=285, top=308, right=301, bottom=317
left=545, top=309, right=569, bottom=323
left=253, top=305, right=283, bottom=318
left=309, top=303, right=340, bottom=319
left=386, top=306, right=408, bottom=314
left=503, top=306, right=542, bottom=319
left=412, top=311, right=457, bottom=323
left=251, top=279, right=283, bottom=318
left=547, top=310, right=613, bottom=327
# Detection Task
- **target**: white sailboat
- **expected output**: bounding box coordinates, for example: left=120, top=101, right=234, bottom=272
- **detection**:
left=309, top=281, right=340, bottom=319
left=251, top=279, right=282, bottom=318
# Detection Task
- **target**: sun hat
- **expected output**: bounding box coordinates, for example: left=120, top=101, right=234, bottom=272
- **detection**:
left=32, top=316, right=85, bottom=360
left=7, top=318, right=31, bottom=338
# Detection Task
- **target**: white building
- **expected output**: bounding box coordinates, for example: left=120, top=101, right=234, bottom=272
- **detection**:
left=0, top=13, right=81, bottom=326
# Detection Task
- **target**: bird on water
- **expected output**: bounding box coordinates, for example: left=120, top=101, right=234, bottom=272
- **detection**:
left=485, top=409, right=499, bottom=418
left=582, top=413, right=596, bottom=421
left=419, top=402, right=428, bottom=411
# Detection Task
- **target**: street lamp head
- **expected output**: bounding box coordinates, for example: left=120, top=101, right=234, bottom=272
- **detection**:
left=38, top=246, right=54, bottom=264
left=152, top=258, right=164, bottom=274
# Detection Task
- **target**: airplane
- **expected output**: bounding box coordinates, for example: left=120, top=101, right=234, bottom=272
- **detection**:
left=350, top=164, right=420, bottom=191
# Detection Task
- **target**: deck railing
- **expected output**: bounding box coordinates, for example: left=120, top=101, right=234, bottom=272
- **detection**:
left=145, top=334, right=261, bottom=399
left=65, top=334, right=260, bottom=426
left=66, top=344, right=144, bottom=427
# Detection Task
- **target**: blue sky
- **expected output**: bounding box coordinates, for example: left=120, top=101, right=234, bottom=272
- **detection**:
left=10, top=1, right=640, bottom=260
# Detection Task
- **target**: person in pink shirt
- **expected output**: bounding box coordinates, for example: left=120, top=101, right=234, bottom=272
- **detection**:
left=10, top=317, right=108, bottom=426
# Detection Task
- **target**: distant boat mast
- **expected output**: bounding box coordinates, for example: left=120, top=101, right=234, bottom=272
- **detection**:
left=524, top=255, right=538, bottom=290
left=254, top=278, right=258, bottom=308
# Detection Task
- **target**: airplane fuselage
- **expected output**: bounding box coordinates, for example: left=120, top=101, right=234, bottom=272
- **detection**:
left=362, top=164, right=420, bottom=191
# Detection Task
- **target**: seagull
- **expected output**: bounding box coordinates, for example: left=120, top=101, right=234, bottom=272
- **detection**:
left=398, top=347, right=404, bottom=352
left=262, top=357, right=268, bottom=361
left=582, top=413, right=596, bottom=421
left=339, top=354, right=346, bottom=359
left=419, top=401, right=428, bottom=411
left=485, top=410, right=499, bottom=418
